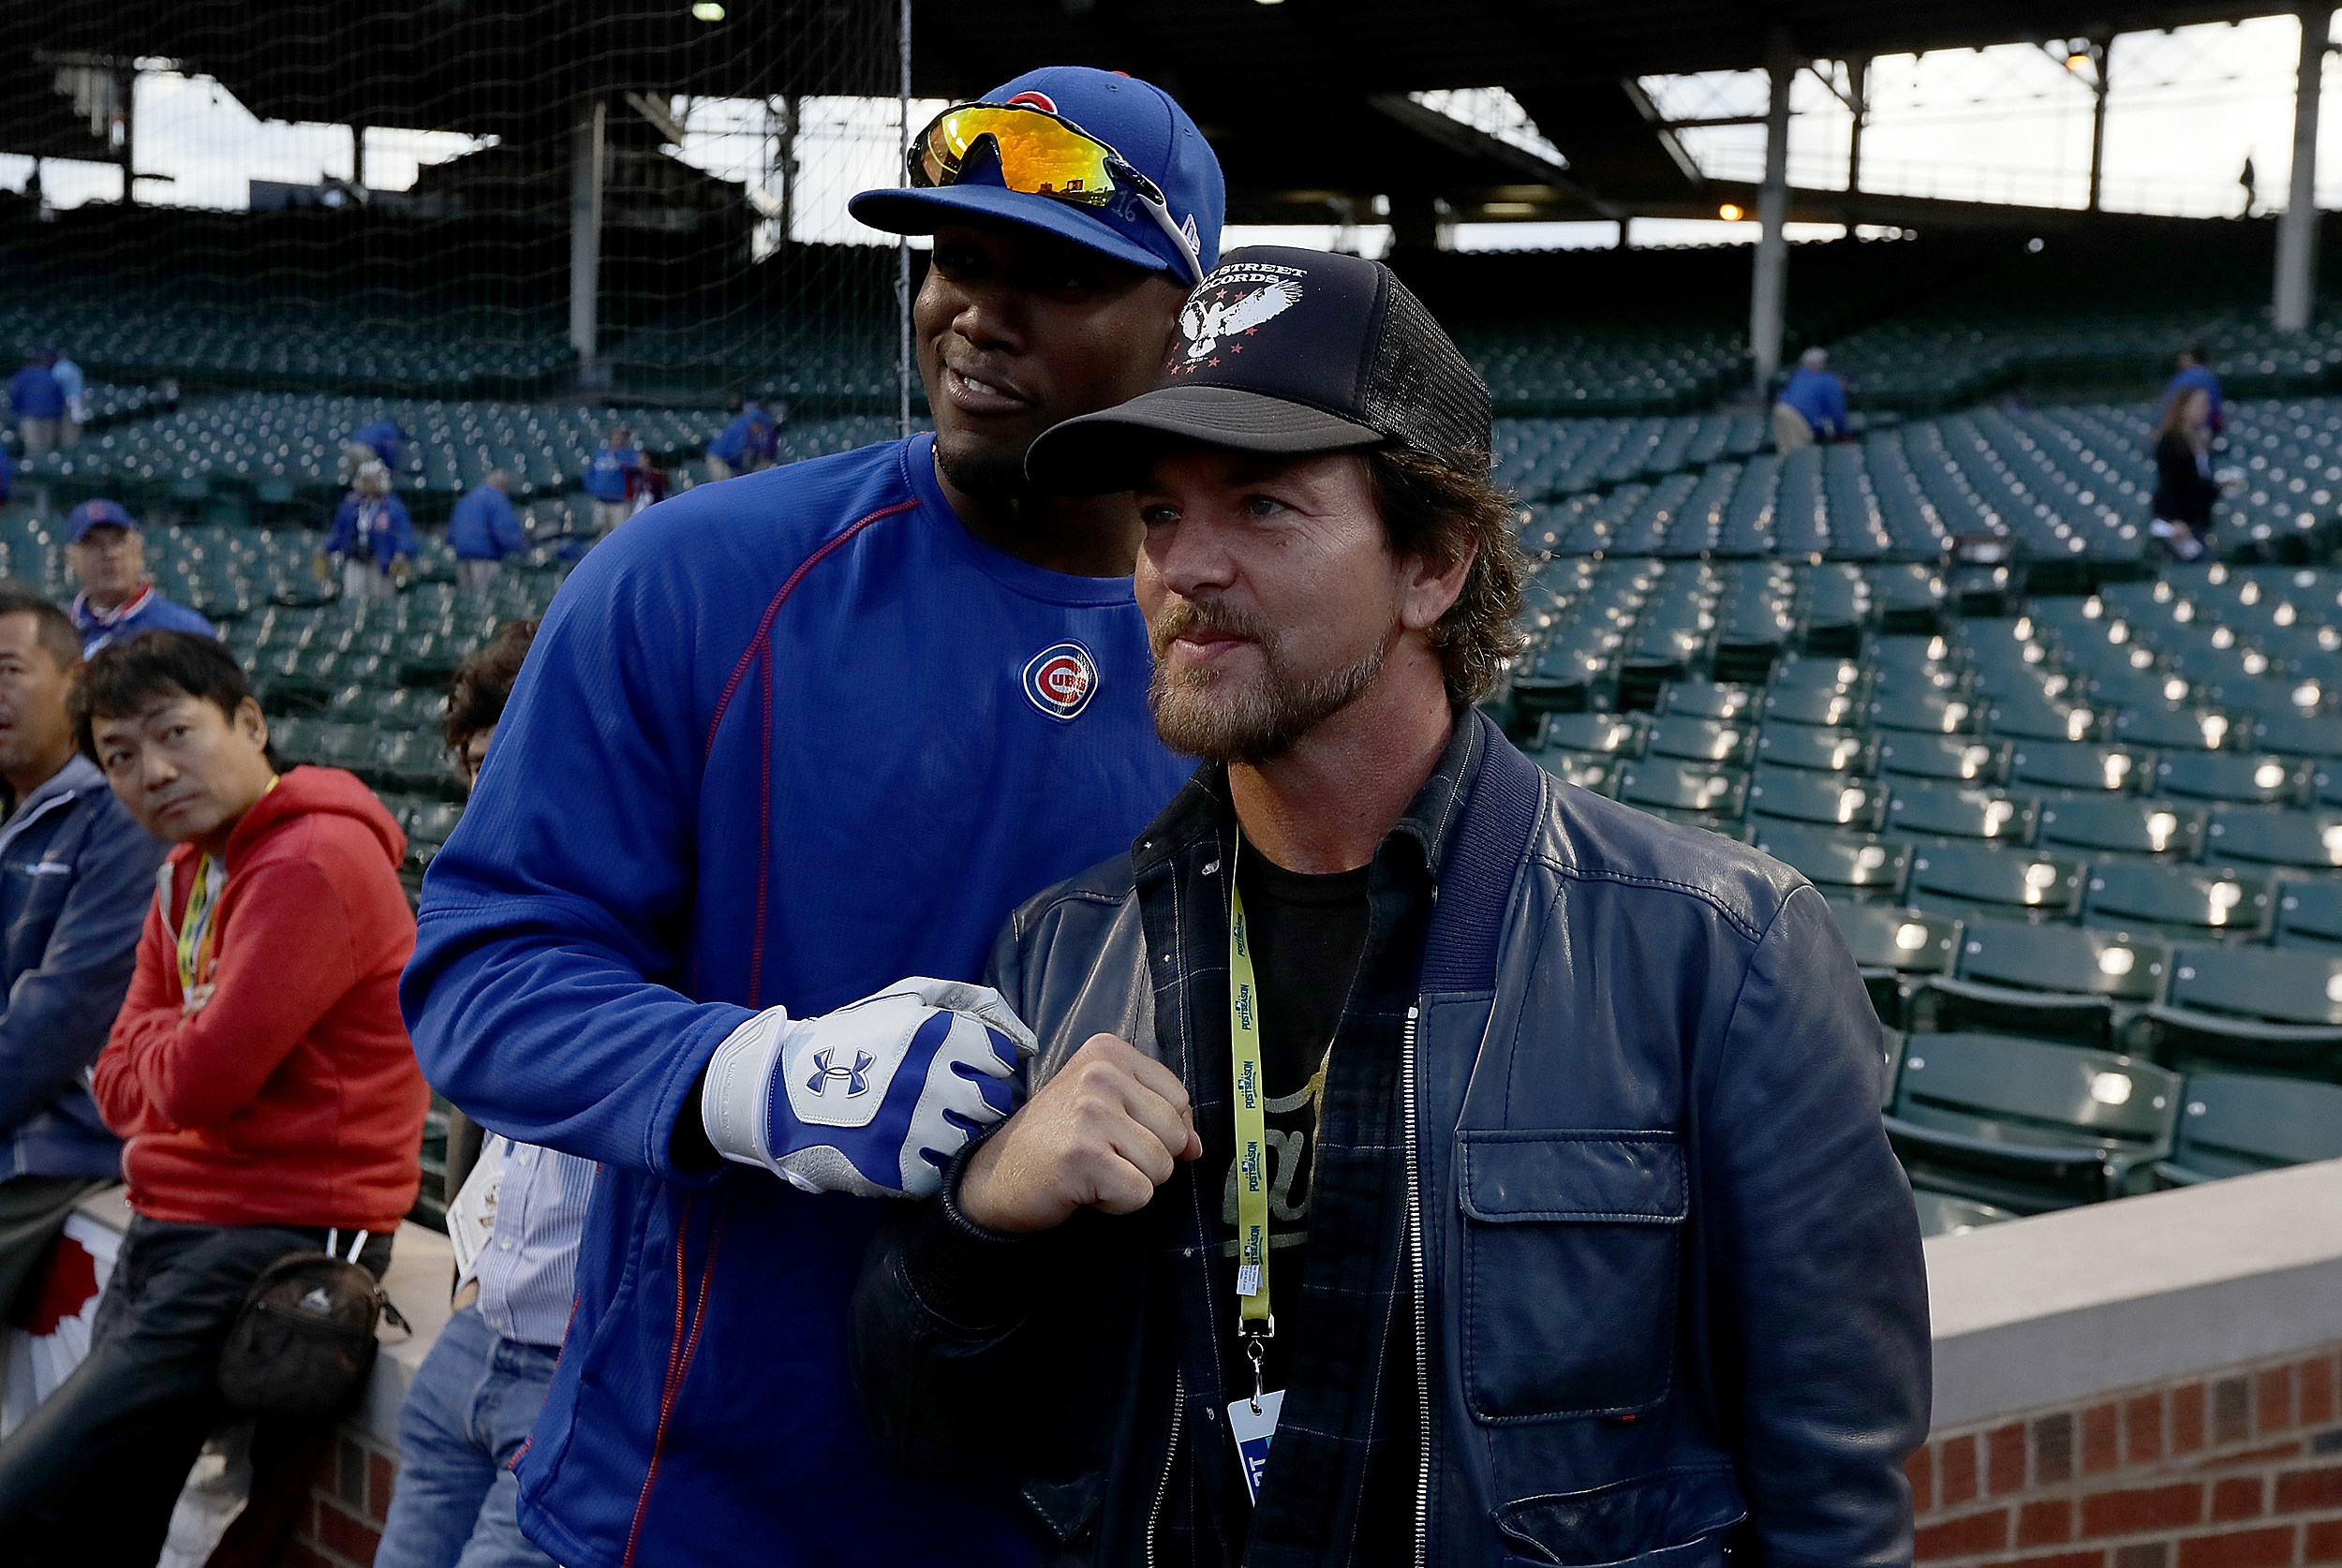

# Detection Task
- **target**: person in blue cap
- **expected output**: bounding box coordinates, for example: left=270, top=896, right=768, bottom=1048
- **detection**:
left=701, top=404, right=778, bottom=482
left=405, top=64, right=1223, bottom=1568
left=65, top=500, right=215, bottom=655
left=449, top=468, right=527, bottom=589
left=582, top=424, right=644, bottom=530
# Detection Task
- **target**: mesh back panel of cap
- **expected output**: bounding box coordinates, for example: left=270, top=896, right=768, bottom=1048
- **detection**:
left=1361, top=275, right=1493, bottom=473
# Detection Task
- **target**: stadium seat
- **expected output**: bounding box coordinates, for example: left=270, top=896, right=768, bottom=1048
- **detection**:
left=2202, top=807, right=2342, bottom=870
left=1912, top=1187, right=2018, bottom=1237
left=2142, top=944, right=2342, bottom=1078
left=2276, top=881, right=2342, bottom=951
left=1659, top=681, right=1759, bottom=721
left=2253, top=710, right=2342, bottom=760
left=1868, top=692, right=1978, bottom=736
left=2008, top=741, right=2154, bottom=793
left=1763, top=687, right=1866, bottom=729
left=2155, top=751, right=2312, bottom=806
left=1527, top=749, right=1620, bottom=797
left=1748, top=821, right=1911, bottom=900
left=1885, top=1032, right=2179, bottom=1212
left=1907, top=841, right=2085, bottom=924
left=1885, top=783, right=2039, bottom=843
left=1643, top=717, right=1757, bottom=766
left=2037, top=797, right=2207, bottom=859
left=1827, top=902, right=1963, bottom=1028
left=1745, top=765, right=1889, bottom=830
left=2082, top=863, right=2275, bottom=941
left=2154, top=1073, right=2342, bottom=1186
left=1983, top=689, right=2099, bottom=744
left=1753, top=725, right=1876, bottom=775
left=1612, top=761, right=1747, bottom=821
left=1916, top=919, right=2169, bottom=1048
left=2110, top=704, right=2240, bottom=753
left=1875, top=735, right=2010, bottom=786
left=1526, top=713, right=1646, bottom=757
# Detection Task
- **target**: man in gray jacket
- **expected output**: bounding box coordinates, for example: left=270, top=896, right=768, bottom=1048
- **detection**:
left=0, top=586, right=165, bottom=1315
left=852, top=249, right=1930, bottom=1568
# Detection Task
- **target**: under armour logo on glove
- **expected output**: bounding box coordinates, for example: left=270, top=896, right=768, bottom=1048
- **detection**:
left=701, top=978, right=1039, bottom=1199
left=806, top=1049, right=876, bottom=1098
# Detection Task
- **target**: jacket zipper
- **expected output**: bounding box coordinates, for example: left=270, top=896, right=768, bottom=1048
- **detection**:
left=1402, top=1002, right=1430, bottom=1568
left=1148, top=1374, right=1185, bottom=1568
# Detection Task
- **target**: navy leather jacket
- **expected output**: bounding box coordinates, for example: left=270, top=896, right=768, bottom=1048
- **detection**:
left=0, top=756, right=168, bottom=1182
left=853, top=713, right=1931, bottom=1568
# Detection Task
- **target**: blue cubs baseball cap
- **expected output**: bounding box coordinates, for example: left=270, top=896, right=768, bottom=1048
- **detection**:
left=850, top=67, right=1223, bottom=283
left=67, top=498, right=139, bottom=541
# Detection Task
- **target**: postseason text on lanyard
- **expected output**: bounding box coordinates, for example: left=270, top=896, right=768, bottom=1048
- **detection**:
left=1225, top=829, right=1285, bottom=1502
left=176, top=854, right=224, bottom=1015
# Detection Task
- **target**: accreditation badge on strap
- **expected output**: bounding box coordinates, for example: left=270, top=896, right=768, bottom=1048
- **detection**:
left=1225, top=829, right=1281, bottom=1502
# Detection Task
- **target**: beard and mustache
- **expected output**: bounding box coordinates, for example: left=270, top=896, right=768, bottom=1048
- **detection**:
left=1148, top=596, right=1397, bottom=765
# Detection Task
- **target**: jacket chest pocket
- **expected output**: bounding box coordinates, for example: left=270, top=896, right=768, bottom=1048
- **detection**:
left=1459, top=1130, right=1686, bottom=1423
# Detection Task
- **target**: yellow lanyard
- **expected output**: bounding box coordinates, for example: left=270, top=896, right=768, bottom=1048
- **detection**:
left=1227, top=831, right=1273, bottom=1337
left=174, top=854, right=222, bottom=998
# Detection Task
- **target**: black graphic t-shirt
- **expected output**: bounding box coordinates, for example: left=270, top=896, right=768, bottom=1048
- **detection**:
left=1217, top=851, right=1372, bottom=1404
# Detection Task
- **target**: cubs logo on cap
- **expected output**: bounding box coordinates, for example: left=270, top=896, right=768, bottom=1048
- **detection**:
left=1023, top=642, right=1099, bottom=720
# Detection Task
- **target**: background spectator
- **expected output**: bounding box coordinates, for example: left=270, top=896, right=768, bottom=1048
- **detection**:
left=583, top=424, right=641, bottom=530
left=327, top=462, right=416, bottom=600
left=0, top=631, right=426, bottom=1563
left=377, top=620, right=578, bottom=1568
left=65, top=498, right=216, bottom=655
left=7, top=352, right=64, bottom=458
left=2152, top=384, right=2220, bottom=561
left=341, top=419, right=407, bottom=487
left=0, top=586, right=166, bottom=1326
left=449, top=469, right=526, bottom=590
left=49, top=351, right=83, bottom=450
left=1774, top=346, right=1848, bottom=453
left=2161, top=344, right=2225, bottom=436
left=703, top=404, right=777, bottom=481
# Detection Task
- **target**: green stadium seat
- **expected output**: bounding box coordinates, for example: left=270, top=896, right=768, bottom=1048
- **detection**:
left=308, top=723, right=376, bottom=774
left=1764, top=687, right=1866, bottom=729
left=2253, top=711, right=2342, bottom=760
left=1659, top=681, right=1759, bottom=721
left=2276, top=882, right=2342, bottom=951
left=1746, top=766, right=1889, bottom=830
left=1613, top=761, right=1747, bottom=820
left=1912, top=1187, right=2018, bottom=1237
left=370, top=732, right=452, bottom=795
left=2083, top=863, right=2275, bottom=941
left=1753, top=725, right=1876, bottom=776
left=2142, top=944, right=2342, bottom=1078
left=1875, top=735, right=2009, bottom=786
left=1748, top=821, right=1912, bottom=900
left=1827, top=901, right=1962, bottom=1028
left=2110, top=705, right=2241, bottom=753
left=2037, top=796, right=2205, bottom=859
left=2008, top=741, right=2154, bottom=794
left=2155, top=1073, right=2342, bottom=1186
left=1528, top=713, right=1645, bottom=757
left=1886, top=784, right=2039, bottom=843
left=1983, top=690, right=2100, bottom=744
left=1644, top=717, right=1757, bottom=766
left=1886, top=1033, right=2179, bottom=1211
left=268, top=717, right=316, bottom=767
left=2202, top=808, right=2342, bottom=870
left=1908, top=841, right=2085, bottom=924
left=1869, top=692, right=1978, bottom=736
left=2155, top=751, right=2312, bottom=806
left=1916, top=919, right=2169, bottom=1048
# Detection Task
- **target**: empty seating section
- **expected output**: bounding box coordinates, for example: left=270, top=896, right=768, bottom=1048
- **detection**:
left=1499, top=543, right=2342, bottom=1224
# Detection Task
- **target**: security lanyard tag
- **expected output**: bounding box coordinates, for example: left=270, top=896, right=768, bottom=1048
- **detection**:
left=445, top=1134, right=509, bottom=1283
left=1227, top=1387, right=1285, bottom=1505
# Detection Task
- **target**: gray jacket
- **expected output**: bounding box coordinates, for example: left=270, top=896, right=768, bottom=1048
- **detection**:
left=853, top=713, right=1932, bottom=1568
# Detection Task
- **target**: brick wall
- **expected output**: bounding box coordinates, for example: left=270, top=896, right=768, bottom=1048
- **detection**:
left=1913, top=1341, right=2342, bottom=1568
left=283, top=1425, right=397, bottom=1568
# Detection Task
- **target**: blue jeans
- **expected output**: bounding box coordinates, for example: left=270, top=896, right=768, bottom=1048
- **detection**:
left=377, top=1303, right=561, bottom=1568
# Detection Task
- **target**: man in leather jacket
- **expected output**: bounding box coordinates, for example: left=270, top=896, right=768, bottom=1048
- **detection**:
left=852, top=247, right=1932, bottom=1568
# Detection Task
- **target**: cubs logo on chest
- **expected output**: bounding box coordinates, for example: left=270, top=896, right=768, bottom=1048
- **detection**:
left=1022, top=642, right=1099, bottom=720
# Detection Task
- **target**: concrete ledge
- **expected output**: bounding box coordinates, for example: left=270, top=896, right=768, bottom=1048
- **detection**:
left=63, top=1189, right=454, bottom=1447
left=1925, top=1158, right=2342, bottom=1427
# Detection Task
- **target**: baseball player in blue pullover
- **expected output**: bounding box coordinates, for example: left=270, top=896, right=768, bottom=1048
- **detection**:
left=404, top=67, right=1222, bottom=1568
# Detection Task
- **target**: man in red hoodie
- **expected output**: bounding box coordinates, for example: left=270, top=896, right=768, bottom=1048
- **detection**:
left=0, top=629, right=428, bottom=1563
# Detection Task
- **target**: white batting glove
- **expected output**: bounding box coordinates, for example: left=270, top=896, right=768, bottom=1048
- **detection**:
left=700, top=977, right=1037, bottom=1199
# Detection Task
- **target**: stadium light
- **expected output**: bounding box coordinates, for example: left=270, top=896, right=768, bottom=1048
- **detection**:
left=1718, top=202, right=1744, bottom=221
left=691, top=2, right=725, bottom=19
